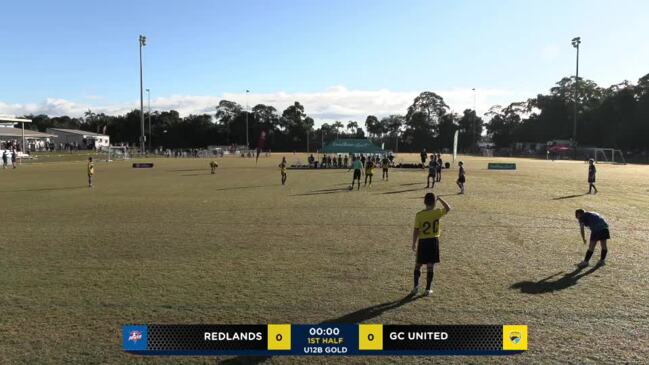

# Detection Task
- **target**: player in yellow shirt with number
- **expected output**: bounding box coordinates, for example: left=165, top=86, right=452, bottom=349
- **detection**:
left=411, top=193, right=451, bottom=296
left=87, top=157, right=94, bottom=188
left=279, top=156, right=287, bottom=185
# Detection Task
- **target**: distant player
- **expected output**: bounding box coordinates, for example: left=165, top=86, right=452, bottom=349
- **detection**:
left=2, top=150, right=7, bottom=169
left=426, top=158, right=437, bottom=189
left=349, top=156, right=363, bottom=190
left=11, top=150, right=17, bottom=168
left=456, top=161, right=465, bottom=194
left=87, top=157, right=94, bottom=188
left=588, top=159, right=598, bottom=194
left=381, top=155, right=390, bottom=181
left=209, top=160, right=218, bottom=174
left=364, top=159, right=374, bottom=187
left=436, top=155, right=443, bottom=182
left=279, top=157, right=287, bottom=185
left=420, top=149, right=427, bottom=168
left=411, top=193, right=451, bottom=296
left=575, top=209, right=609, bottom=268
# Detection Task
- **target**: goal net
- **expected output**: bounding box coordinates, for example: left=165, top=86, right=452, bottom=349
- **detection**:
left=106, top=146, right=130, bottom=162
left=591, top=148, right=626, bottom=164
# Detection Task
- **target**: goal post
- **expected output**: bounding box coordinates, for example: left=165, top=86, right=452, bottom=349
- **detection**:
left=589, top=148, right=626, bottom=164
left=106, top=146, right=130, bottom=162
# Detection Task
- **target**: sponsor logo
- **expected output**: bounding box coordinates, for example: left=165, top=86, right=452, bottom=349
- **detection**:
left=129, top=330, right=143, bottom=343
left=509, top=332, right=521, bottom=344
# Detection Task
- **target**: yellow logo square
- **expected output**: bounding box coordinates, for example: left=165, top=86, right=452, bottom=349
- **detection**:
left=267, top=324, right=291, bottom=350
left=503, top=325, right=528, bottom=351
left=358, top=324, right=383, bottom=350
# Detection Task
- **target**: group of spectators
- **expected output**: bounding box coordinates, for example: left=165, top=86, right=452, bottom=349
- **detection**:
left=307, top=152, right=395, bottom=169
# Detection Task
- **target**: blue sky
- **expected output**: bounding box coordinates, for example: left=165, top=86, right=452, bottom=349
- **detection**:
left=0, top=0, right=647, bottom=122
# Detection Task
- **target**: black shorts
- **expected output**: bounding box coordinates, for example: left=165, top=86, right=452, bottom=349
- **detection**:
left=588, top=177, right=596, bottom=183
left=416, top=238, right=440, bottom=264
left=353, top=169, right=361, bottom=179
left=457, top=176, right=466, bottom=183
left=428, top=173, right=436, bottom=178
left=590, top=229, right=610, bottom=242
left=382, top=167, right=389, bottom=172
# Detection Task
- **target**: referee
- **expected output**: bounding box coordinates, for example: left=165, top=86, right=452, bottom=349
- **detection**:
left=411, top=193, right=451, bottom=296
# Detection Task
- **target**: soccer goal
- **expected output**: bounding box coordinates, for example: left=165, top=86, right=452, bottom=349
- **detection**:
left=591, top=148, right=626, bottom=164
left=106, top=146, right=130, bottom=162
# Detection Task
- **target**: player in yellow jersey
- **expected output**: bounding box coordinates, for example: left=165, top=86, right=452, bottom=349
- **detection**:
left=279, top=156, right=287, bottom=185
left=411, top=193, right=451, bottom=296
left=87, top=157, right=94, bottom=188
left=364, top=160, right=374, bottom=187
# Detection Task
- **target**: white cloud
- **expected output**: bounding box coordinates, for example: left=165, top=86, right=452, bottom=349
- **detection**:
left=1, top=86, right=529, bottom=127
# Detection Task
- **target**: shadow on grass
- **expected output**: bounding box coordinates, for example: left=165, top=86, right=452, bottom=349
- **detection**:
left=400, top=182, right=421, bottom=186
left=180, top=173, right=214, bottom=176
left=167, top=168, right=206, bottom=172
left=213, top=185, right=274, bottom=191
left=406, top=193, right=457, bottom=199
left=0, top=186, right=86, bottom=193
left=218, top=294, right=420, bottom=364
left=291, top=187, right=351, bottom=196
left=552, top=193, right=587, bottom=200
left=382, top=187, right=423, bottom=195
left=510, top=263, right=603, bottom=294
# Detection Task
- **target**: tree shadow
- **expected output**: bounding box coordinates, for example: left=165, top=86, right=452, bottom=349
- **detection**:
left=218, top=293, right=420, bottom=364
left=552, top=193, right=587, bottom=200
left=510, top=263, right=603, bottom=294
left=0, top=186, right=86, bottom=193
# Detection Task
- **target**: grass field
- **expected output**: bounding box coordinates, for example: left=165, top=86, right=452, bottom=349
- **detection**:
left=1, top=153, right=648, bottom=364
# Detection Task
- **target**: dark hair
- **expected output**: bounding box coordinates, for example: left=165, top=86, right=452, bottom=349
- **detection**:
left=575, top=209, right=585, bottom=218
left=424, top=193, right=435, bottom=206
left=88, top=157, right=93, bottom=161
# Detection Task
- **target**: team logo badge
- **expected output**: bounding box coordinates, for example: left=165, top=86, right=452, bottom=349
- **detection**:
left=129, top=330, right=143, bottom=343
left=509, top=331, right=521, bottom=344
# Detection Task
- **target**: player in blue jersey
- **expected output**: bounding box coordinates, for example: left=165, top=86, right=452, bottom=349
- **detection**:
left=575, top=209, right=610, bottom=268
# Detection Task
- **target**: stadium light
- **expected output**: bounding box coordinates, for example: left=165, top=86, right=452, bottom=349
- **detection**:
left=571, top=36, right=581, bottom=156
left=139, top=35, right=147, bottom=154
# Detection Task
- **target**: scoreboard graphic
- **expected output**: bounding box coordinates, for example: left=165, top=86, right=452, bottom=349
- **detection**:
left=123, top=324, right=527, bottom=356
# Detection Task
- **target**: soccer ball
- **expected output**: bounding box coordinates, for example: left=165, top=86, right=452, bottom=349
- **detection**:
left=348, top=185, right=353, bottom=191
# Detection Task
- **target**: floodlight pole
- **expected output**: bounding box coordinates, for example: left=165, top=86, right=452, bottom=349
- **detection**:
left=472, top=88, right=477, bottom=153
left=245, top=90, right=249, bottom=148
left=146, top=88, right=151, bottom=151
left=572, top=36, right=581, bottom=159
left=139, top=35, right=146, bottom=155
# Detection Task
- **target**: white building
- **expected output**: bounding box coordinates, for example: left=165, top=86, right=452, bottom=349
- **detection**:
left=46, top=128, right=110, bottom=150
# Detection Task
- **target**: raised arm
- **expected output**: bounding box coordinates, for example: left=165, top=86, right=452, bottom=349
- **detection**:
left=438, top=197, right=451, bottom=213
left=580, top=223, right=586, bottom=244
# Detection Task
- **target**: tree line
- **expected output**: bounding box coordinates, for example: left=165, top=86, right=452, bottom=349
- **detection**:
left=21, top=72, right=648, bottom=154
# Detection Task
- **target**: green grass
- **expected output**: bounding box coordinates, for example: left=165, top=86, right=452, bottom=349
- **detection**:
left=1, top=154, right=648, bottom=364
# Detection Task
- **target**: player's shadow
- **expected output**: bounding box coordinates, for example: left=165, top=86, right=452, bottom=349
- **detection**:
left=167, top=168, right=206, bottom=172
left=218, top=294, right=420, bottom=365
left=213, top=185, right=273, bottom=191
left=382, top=187, right=422, bottom=195
left=0, top=186, right=86, bottom=193
left=510, top=264, right=602, bottom=294
left=552, top=193, right=587, bottom=200
left=291, top=188, right=350, bottom=196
